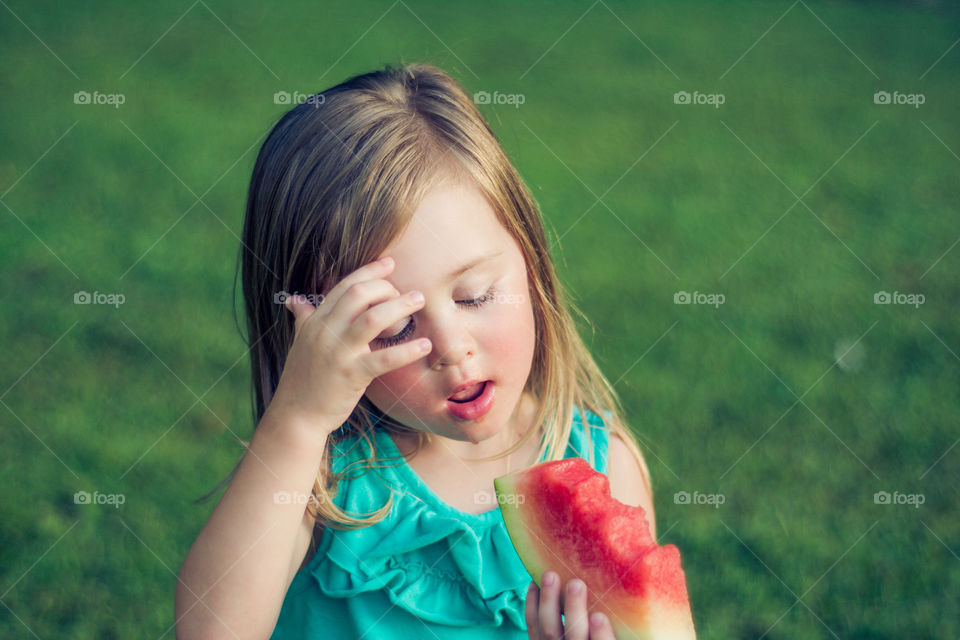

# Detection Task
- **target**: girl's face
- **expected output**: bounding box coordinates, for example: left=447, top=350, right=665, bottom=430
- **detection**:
left=364, top=178, right=537, bottom=447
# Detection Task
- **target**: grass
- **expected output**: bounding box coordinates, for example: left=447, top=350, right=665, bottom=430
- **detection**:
left=1, top=1, right=958, bottom=637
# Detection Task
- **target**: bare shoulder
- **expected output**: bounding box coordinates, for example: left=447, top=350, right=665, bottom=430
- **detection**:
left=606, top=431, right=657, bottom=540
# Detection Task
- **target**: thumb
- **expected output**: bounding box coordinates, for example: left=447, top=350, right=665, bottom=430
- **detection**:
left=284, top=294, right=317, bottom=323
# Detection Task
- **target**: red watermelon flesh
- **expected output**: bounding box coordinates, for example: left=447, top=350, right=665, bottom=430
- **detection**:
left=494, top=457, right=696, bottom=639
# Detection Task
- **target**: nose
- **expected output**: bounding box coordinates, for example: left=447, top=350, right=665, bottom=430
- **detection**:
left=424, top=314, right=476, bottom=370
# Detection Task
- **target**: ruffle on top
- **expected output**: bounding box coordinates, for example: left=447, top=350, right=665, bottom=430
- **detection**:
left=285, top=406, right=611, bottom=632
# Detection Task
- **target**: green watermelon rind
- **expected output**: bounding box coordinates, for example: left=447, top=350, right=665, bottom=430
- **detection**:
left=493, top=475, right=548, bottom=586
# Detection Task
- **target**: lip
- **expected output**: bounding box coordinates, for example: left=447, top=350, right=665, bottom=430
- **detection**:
left=448, top=379, right=484, bottom=398
left=446, top=380, right=495, bottom=421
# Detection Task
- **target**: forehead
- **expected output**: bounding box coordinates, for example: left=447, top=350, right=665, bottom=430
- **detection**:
left=381, top=181, right=515, bottom=288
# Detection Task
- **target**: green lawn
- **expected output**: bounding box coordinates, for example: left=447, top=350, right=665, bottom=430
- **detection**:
left=2, top=1, right=958, bottom=637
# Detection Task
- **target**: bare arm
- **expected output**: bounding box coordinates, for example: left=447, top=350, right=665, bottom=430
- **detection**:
left=174, top=257, right=433, bottom=639
left=174, top=409, right=326, bottom=640
left=607, top=432, right=657, bottom=540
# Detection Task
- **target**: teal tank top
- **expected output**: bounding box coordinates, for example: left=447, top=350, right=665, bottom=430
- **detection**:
left=270, top=406, right=611, bottom=639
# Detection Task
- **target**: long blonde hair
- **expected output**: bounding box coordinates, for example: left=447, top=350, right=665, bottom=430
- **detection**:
left=238, top=62, right=652, bottom=542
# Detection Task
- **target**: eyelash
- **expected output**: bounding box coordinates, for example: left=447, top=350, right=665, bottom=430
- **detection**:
left=373, top=287, right=498, bottom=348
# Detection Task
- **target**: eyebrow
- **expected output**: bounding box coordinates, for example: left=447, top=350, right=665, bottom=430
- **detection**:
left=445, top=250, right=504, bottom=282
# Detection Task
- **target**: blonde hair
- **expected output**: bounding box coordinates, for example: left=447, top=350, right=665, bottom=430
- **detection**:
left=237, top=62, right=652, bottom=551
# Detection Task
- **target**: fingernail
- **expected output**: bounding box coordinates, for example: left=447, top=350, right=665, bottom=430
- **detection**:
left=568, top=580, right=583, bottom=595
left=410, top=290, right=424, bottom=303
left=543, top=572, right=556, bottom=587
left=418, top=339, right=431, bottom=352
left=590, top=612, right=606, bottom=628
left=378, top=257, right=392, bottom=266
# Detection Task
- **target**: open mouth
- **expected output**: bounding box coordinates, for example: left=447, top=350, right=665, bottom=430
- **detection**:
left=445, top=380, right=496, bottom=421
left=448, top=381, right=488, bottom=403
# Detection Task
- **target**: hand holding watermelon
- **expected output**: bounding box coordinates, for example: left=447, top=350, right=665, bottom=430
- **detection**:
left=496, top=458, right=697, bottom=640
left=525, top=570, right=617, bottom=639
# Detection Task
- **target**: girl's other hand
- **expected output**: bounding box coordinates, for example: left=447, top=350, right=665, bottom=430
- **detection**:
left=525, top=571, right=616, bottom=640
left=268, top=256, right=431, bottom=436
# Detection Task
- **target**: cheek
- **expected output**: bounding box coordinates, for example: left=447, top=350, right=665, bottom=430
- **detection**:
left=486, top=296, right=537, bottom=378
left=368, top=367, right=432, bottom=415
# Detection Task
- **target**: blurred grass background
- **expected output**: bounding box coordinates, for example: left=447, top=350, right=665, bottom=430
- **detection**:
left=2, top=1, right=959, bottom=637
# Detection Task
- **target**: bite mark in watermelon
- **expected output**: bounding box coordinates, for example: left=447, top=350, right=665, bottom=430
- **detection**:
left=495, top=457, right=696, bottom=640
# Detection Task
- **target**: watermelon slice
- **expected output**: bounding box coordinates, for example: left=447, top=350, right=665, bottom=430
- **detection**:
left=495, top=458, right=696, bottom=639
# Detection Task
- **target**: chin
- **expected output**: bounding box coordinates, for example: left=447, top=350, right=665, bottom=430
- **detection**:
left=457, top=412, right=509, bottom=443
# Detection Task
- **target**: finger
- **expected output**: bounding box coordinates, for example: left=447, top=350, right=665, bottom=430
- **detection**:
left=538, top=571, right=563, bottom=640
left=588, top=612, right=615, bottom=639
left=324, top=278, right=403, bottom=340
left=524, top=582, right=541, bottom=640
left=346, top=289, right=426, bottom=346
left=360, top=333, right=432, bottom=378
left=563, top=579, right=589, bottom=640
left=322, top=256, right=396, bottom=311
left=284, top=294, right=318, bottom=325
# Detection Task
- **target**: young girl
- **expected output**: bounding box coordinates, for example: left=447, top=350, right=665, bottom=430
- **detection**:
left=175, top=62, right=656, bottom=640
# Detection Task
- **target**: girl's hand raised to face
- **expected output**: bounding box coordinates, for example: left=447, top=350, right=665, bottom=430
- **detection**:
left=268, top=256, right=431, bottom=436
left=526, top=572, right=616, bottom=640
